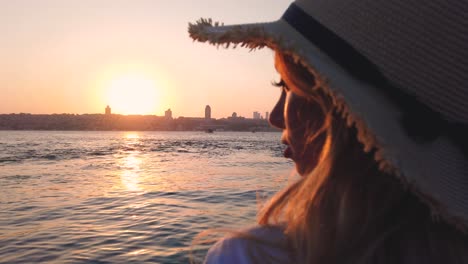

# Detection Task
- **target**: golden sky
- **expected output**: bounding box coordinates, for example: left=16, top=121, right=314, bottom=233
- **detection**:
left=0, top=0, right=292, bottom=118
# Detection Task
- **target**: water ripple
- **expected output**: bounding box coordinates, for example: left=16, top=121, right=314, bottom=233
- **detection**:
left=0, top=131, right=292, bottom=263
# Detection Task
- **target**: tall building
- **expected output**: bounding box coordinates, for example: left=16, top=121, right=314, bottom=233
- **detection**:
left=253, top=111, right=261, bottom=119
left=165, top=109, right=172, bottom=119
left=205, top=105, right=211, bottom=119
left=105, top=105, right=111, bottom=115
left=265, top=112, right=269, bottom=120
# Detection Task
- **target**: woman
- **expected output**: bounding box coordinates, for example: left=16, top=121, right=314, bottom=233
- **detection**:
left=189, top=0, right=468, bottom=263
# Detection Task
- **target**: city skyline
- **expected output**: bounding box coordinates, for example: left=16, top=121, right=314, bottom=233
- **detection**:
left=0, top=108, right=275, bottom=132
left=4, top=103, right=271, bottom=120
left=0, top=0, right=292, bottom=118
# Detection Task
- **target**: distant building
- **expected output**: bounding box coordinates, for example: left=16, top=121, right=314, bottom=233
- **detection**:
left=232, top=112, right=237, bottom=118
left=105, top=105, right=111, bottom=115
left=205, top=105, right=211, bottom=119
left=265, top=112, right=269, bottom=120
left=165, top=109, right=172, bottom=119
left=253, top=111, right=261, bottom=119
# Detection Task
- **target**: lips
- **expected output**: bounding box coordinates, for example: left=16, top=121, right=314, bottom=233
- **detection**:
left=281, top=135, right=293, bottom=159
left=282, top=139, right=293, bottom=159
left=284, top=146, right=293, bottom=159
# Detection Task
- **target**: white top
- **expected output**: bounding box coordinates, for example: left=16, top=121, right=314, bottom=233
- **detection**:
left=204, top=226, right=292, bottom=264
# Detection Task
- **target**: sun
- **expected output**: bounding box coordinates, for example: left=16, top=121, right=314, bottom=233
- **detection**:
left=106, top=73, right=159, bottom=115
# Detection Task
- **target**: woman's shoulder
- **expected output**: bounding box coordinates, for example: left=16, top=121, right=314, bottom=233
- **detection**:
left=204, top=225, right=291, bottom=264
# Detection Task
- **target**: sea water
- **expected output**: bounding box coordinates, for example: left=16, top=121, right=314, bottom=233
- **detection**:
left=0, top=131, right=293, bottom=263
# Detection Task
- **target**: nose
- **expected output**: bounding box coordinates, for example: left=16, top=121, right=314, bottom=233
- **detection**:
left=269, top=91, right=286, bottom=129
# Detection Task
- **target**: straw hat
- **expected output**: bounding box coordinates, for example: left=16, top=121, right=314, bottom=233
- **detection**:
left=189, top=0, right=468, bottom=231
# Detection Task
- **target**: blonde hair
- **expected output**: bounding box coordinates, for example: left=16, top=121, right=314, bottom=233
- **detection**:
left=255, top=52, right=468, bottom=263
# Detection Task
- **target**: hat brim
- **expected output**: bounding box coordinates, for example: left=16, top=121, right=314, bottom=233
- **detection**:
left=189, top=18, right=468, bottom=231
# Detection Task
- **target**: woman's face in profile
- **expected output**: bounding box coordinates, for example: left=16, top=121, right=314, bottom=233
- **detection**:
left=269, top=80, right=325, bottom=176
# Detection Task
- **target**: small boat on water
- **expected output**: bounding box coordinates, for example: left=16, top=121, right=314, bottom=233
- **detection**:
left=205, top=128, right=214, bottom=133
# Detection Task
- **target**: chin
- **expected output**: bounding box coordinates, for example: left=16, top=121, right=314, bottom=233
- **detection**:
left=295, top=165, right=307, bottom=177
left=295, top=162, right=315, bottom=177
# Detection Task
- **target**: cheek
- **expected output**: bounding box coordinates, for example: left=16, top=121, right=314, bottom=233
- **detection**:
left=285, top=93, right=308, bottom=130
left=285, top=93, right=327, bottom=172
left=285, top=93, right=323, bottom=138
left=285, top=94, right=310, bottom=153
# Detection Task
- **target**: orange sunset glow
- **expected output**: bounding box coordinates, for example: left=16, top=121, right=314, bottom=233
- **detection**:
left=0, top=0, right=292, bottom=118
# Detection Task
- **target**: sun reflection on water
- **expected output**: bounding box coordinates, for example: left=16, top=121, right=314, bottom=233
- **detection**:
left=125, top=133, right=140, bottom=139
left=127, top=249, right=149, bottom=256
left=120, top=133, right=143, bottom=191
left=121, top=154, right=142, bottom=191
